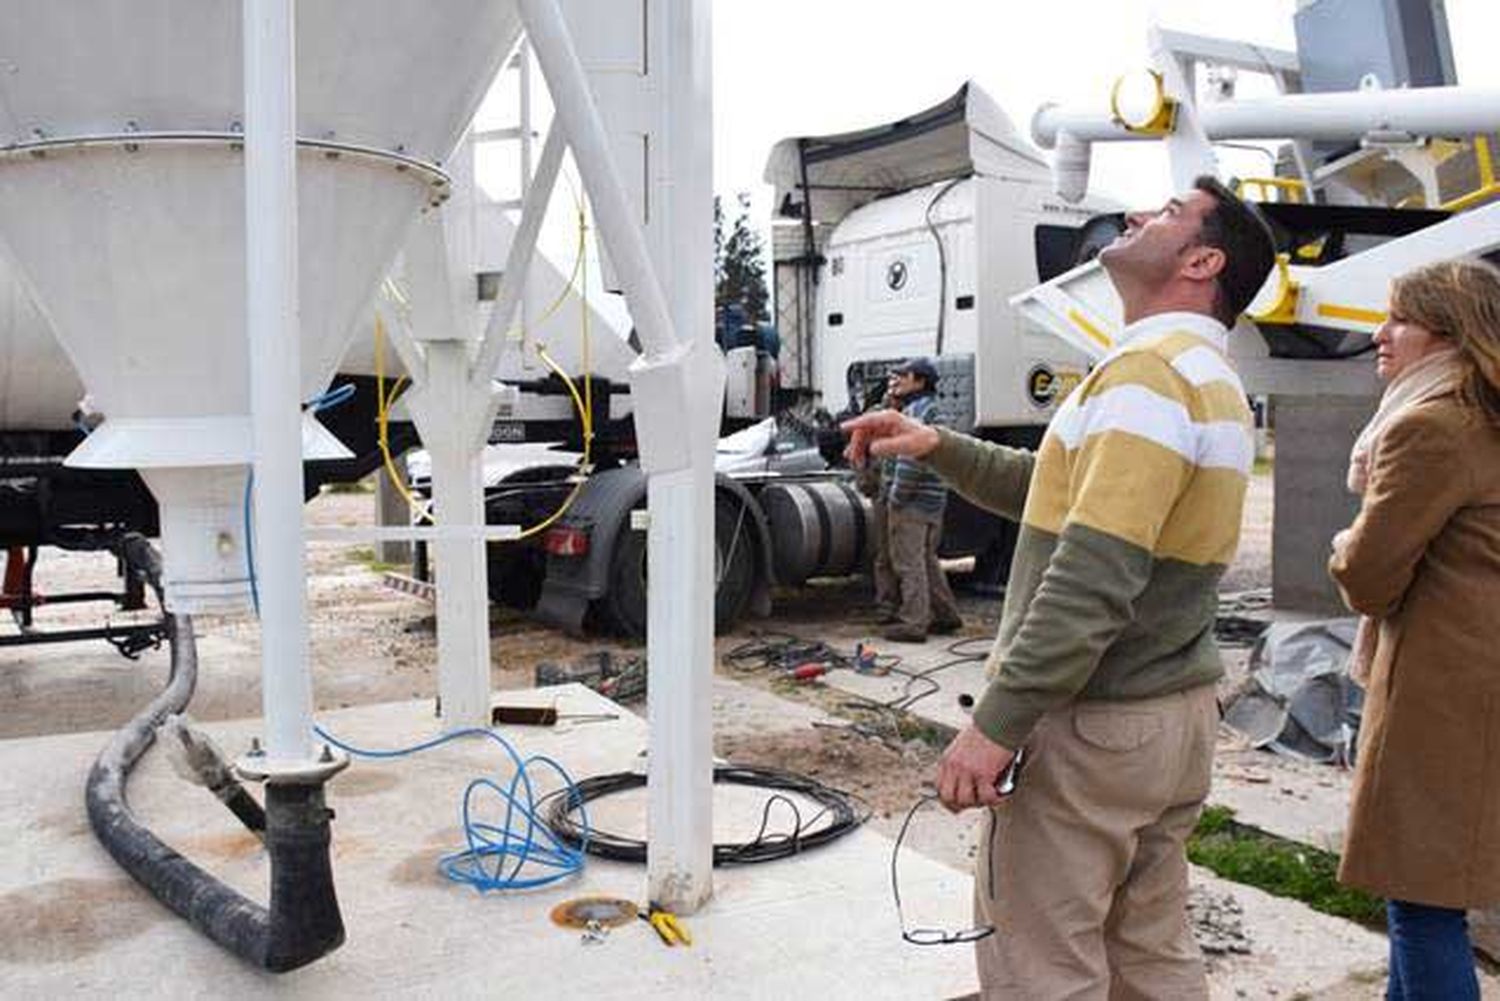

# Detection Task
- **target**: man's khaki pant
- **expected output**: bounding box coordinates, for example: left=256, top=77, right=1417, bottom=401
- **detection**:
left=870, top=497, right=900, bottom=613
left=973, top=685, right=1218, bottom=1000
left=888, top=503, right=960, bottom=630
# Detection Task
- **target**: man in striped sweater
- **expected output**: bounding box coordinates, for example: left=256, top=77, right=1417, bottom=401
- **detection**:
left=844, top=176, right=1275, bottom=999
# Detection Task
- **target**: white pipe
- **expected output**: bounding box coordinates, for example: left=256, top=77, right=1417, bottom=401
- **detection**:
left=1033, top=85, right=1500, bottom=149
left=244, top=0, right=313, bottom=764
left=1051, top=130, right=1092, bottom=204
left=469, top=123, right=567, bottom=390
left=518, top=0, right=680, bottom=361
left=518, top=39, right=535, bottom=368
left=304, top=525, right=522, bottom=542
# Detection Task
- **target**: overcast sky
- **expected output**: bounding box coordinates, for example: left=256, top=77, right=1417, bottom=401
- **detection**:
left=713, top=0, right=1500, bottom=215
left=480, top=0, right=1500, bottom=331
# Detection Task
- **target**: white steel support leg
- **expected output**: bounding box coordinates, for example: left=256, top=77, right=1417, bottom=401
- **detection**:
left=517, top=0, right=679, bottom=361
left=421, top=341, right=493, bottom=729
left=643, top=0, right=717, bottom=913
left=471, top=124, right=568, bottom=389
left=244, top=0, right=313, bottom=764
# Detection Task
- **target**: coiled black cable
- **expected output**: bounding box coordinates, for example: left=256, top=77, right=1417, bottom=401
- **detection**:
left=540, top=764, right=870, bottom=866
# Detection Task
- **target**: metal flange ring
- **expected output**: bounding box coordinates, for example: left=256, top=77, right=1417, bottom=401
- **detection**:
left=0, top=131, right=451, bottom=206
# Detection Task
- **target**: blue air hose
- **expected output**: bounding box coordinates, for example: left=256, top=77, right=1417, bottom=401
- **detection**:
left=314, top=724, right=591, bottom=892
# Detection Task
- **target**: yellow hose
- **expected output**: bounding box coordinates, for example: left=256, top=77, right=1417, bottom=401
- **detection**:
left=371, top=185, right=597, bottom=542
left=374, top=314, right=431, bottom=521
left=507, top=197, right=594, bottom=542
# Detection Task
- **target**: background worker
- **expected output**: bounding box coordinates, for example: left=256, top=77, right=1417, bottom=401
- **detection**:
left=1331, top=259, right=1500, bottom=1000
left=856, top=376, right=903, bottom=622
left=843, top=177, right=1275, bottom=998
left=882, top=358, right=962, bottom=643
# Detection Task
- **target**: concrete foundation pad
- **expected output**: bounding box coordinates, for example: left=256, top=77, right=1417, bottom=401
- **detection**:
left=1213, top=741, right=1354, bottom=851
left=0, top=686, right=978, bottom=999
left=1198, top=867, right=1386, bottom=999
left=822, top=646, right=991, bottom=734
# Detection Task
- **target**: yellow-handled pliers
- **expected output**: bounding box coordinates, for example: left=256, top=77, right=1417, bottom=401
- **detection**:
left=641, top=902, right=692, bottom=947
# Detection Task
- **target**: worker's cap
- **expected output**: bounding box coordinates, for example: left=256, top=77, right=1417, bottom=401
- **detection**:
left=891, top=357, right=939, bottom=384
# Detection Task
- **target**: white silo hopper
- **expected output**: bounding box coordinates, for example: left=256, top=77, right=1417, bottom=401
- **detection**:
left=0, top=1, right=522, bottom=611
left=0, top=264, right=83, bottom=431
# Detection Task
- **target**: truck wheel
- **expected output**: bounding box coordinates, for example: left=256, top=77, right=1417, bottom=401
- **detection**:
left=714, top=494, right=756, bottom=630
left=486, top=544, right=545, bottom=609
left=603, top=494, right=755, bottom=638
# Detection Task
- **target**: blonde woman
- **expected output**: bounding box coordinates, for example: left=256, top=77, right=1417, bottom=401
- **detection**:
left=1331, top=259, right=1500, bottom=999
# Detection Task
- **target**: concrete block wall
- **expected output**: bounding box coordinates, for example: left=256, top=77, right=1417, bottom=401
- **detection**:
left=1271, top=395, right=1377, bottom=614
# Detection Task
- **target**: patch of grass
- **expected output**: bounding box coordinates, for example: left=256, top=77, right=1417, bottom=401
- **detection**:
left=1188, top=806, right=1385, bottom=928
left=346, top=546, right=403, bottom=574
left=1252, top=456, right=1274, bottom=476
left=893, top=715, right=954, bottom=749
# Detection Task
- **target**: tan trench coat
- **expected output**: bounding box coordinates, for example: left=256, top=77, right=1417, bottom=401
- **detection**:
left=1330, top=393, right=1500, bottom=909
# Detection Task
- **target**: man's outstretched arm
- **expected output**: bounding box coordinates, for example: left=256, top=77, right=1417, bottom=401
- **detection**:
left=842, top=411, right=1034, bottom=519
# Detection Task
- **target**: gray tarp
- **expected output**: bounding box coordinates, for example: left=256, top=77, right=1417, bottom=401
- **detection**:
left=1222, top=619, right=1365, bottom=764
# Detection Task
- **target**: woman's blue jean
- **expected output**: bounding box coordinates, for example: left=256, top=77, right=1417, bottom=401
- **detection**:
left=1386, top=899, right=1479, bottom=1000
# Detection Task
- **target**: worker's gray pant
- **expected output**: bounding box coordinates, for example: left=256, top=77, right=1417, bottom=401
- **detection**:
left=871, top=497, right=900, bottom=613
left=888, top=502, right=959, bottom=631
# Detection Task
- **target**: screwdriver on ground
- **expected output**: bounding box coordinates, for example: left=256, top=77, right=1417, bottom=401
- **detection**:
left=490, top=705, right=620, bottom=726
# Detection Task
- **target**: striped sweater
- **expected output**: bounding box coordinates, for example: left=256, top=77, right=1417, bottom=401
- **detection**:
left=925, top=312, right=1253, bottom=749
left=887, top=391, right=948, bottom=515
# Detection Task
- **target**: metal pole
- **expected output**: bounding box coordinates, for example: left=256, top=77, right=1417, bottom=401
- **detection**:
left=244, top=0, right=313, bottom=763
left=426, top=342, right=493, bottom=729
left=470, top=124, right=567, bottom=390
left=1032, top=84, right=1500, bottom=148
left=518, top=40, right=536, bottom=371
left=644, top=0, right=717, bottom=914
left=518, top=0, right=680, bottom=360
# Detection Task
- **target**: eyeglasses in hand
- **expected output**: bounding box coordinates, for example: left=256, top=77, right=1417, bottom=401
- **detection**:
left=889, top=748, right=1025, bottom=946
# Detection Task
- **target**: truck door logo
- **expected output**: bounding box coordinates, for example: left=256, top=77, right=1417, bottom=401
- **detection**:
left=1026, top=364, right=1058, bottom=408
left=885, top=258, right=909, bottom=291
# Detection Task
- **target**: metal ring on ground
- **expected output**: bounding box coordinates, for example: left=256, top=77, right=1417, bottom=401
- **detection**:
left=549, top=896, right=641, bottom=930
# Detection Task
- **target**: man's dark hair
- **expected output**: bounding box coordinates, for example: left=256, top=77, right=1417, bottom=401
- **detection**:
left=1192, top=175, right=1277, bottom=328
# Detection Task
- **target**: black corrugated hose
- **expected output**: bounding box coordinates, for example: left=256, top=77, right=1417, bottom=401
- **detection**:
left=84, top=533, right=345, bottom=972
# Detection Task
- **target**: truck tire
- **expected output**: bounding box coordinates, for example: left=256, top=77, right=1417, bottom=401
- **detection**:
left=602, top=494, right=755, bottom=638
left=486, top=544, right=545, bottom=609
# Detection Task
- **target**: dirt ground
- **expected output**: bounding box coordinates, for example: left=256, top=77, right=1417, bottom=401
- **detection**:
left=5, top=468, right=1497, bottom=998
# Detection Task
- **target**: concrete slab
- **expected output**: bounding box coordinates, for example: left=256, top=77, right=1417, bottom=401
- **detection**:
left=1198, top=867, right=1386, bottom=1000
left=821, top=643, right=990, bottom=734
left=0, top=686, right=978, bottom=1000
left=710, top=674, right=841, bottom=740
left=1213, top=741, right=1354, bottom=851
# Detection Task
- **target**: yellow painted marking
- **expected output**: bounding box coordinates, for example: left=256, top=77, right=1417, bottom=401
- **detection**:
left=1067, top=309, right=1114, bottom=350
left=1440, top=182, right=1500, bottom=213
left=1316, top=303, right=1387, bottom=326
left=1437, top=136, right=1497, bottom=211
